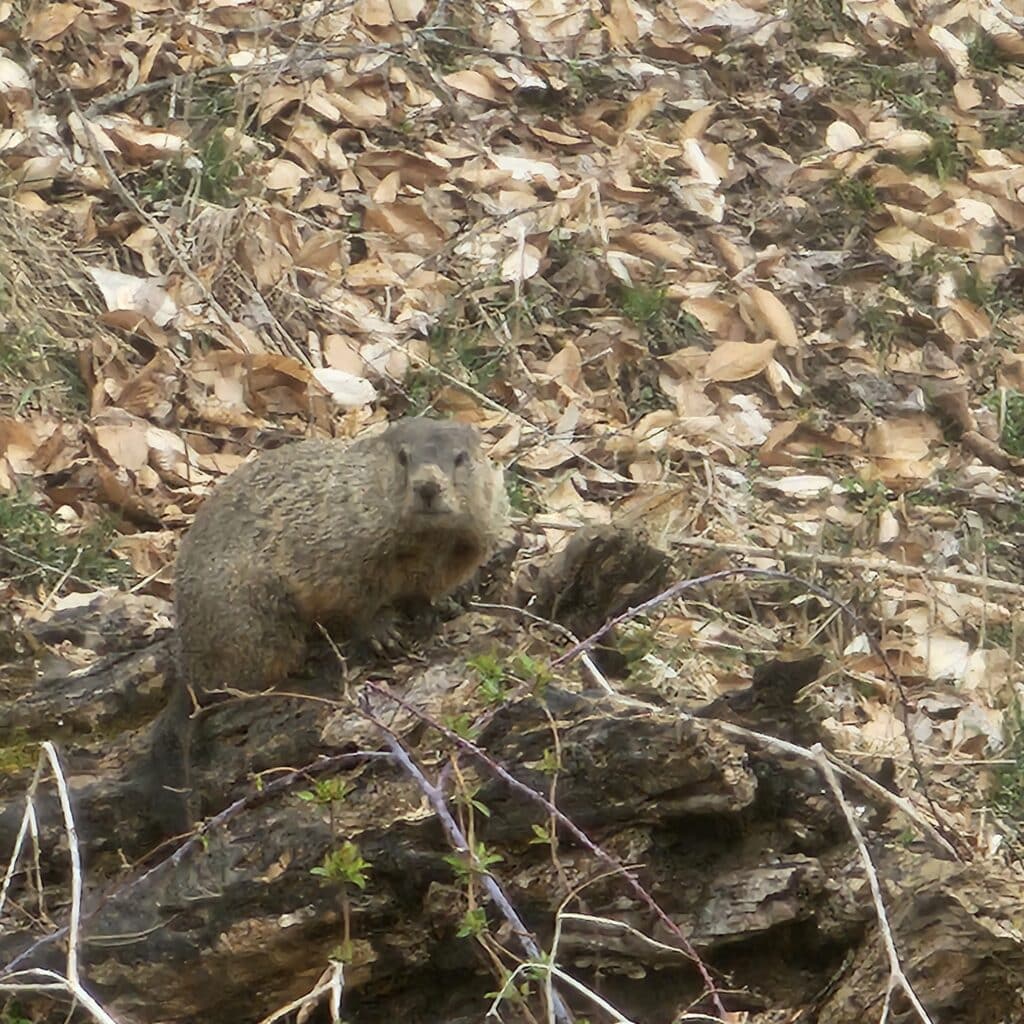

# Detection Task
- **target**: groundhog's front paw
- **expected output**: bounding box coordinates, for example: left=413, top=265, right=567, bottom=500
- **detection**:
left=343, top=617, right=411, bottom=663
left=367, top=622, right=408, bottom=660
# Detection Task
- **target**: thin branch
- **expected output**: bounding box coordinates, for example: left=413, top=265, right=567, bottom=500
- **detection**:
left=362, top=681, right=727, bottom=1016
left=552, top=566, right=964, bottom=855
left=813, top=745, right=936, bottom=1024
left=0, top=746, right=122, bottom=1024
left=257, top=960, right=345, bottom=1024
left=487, top=960, right=636, bottom=1024
left=672, top=536, right=1024, bottom=597
left=702, top=716, right=959, bottom=860
left=360, top=704, right=575, bottom=1024
left=2, top=750, right=382, bottom=975
left=40, top=744, right=84, bottom=985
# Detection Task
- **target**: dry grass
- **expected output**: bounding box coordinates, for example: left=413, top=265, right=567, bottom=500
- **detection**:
left=0, top=199, right=115, bottom=414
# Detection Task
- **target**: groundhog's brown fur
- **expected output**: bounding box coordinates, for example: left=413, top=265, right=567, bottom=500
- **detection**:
left=147, top=417, right=508, bottom=831
left=175, top=416, right=509, bottom=694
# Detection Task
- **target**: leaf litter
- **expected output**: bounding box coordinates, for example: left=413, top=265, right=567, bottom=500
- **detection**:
left=2, top=0, right=1024, bottom=1012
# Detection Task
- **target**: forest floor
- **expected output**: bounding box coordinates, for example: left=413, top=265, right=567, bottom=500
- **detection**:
left=2, top=0, right=1024, bottom=1021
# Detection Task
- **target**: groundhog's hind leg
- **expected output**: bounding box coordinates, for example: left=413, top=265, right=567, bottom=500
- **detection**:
left=192, top=581, right=310, bottom=694
left=144, top=585, right=310, bottom=833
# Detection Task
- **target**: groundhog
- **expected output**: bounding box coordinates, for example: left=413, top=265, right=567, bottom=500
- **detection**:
left=148, top=416, right=509, bottom=831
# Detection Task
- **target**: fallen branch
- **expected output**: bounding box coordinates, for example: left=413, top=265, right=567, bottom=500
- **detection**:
left=362, top=680, right=728, bottom=1018
left=672, top=536, right=1024, bottom=598
left=0, top=743, right=120, bottom=1024
left=814, top=745, right=936, bottom=1024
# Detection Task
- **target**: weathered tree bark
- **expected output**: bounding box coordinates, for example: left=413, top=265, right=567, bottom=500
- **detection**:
left=3, top=583, right=1024, bottom=1024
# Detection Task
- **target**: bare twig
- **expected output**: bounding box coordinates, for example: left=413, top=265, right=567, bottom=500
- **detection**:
left=487, top=960, right=636, bottom=1023
left=361, top=706, right=575, bottom=1024
left=258, top=960, right=345, bottom=1024
left=553, top=566, right=964, bottom=855
left=702, top=717, right=959, bottom=860
left=39, top=547, right=82, bottom=612
left=813, top=746, right=936, bottom=1024
left=362, top=680, right=728, bottom=1017
left=2, top=750, right=383, bottom=976
left=0, top=542, right=105, bottom=592
left=672, top=536, right=1024, bottom=598
left=0, top=743, right=121, bottom=1024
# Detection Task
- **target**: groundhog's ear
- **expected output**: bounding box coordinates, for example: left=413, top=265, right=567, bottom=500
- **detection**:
left=460, top=424, right=482, bottom=450
left=397, top=446, right=410, bottom=467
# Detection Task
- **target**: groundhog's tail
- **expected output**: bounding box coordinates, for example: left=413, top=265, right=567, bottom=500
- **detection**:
left=137, top=676, right=194, bottom=839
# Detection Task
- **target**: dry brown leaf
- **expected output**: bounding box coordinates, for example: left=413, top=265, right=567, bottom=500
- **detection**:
left=501, top=241, right=542, bottom=282
left=311, top=368, right=377, bottom=409
left=875, top=224, right=934, bottom=260
left=825, top=120, right=861, bottom=152
left=623, top=88, right=665, bottom=131
left=863, top=415, right=944, bottom=481
left=22, top=2, right=81, bottom=40
left=443, top=70, right=500, bottom=102
left=759, top=474, right=833, bottom=499
left=704, top=339, right=777, bottom=382
left=88, top=268, right=177, bottom=325
left=741, top=287, right=800, bottom=348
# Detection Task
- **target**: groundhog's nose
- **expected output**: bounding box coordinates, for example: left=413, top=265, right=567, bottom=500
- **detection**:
left=415, top=479, right=442, bottom=508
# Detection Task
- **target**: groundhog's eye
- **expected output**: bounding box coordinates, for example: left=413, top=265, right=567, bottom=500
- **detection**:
left=397, top=447, right=409, bottom=468
left=454, top=451, right=469, bottom=469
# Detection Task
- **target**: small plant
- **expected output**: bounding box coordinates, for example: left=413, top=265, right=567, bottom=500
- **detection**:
left=618, top=283, right=669, bottom=327
left=787, top=0, right=848, bottom=39
left=0, top=490, right=131, bottom=590
left=427, top=325, right=505, bottom=393
left=906, top=484, right=954, bottom=508
left=992, top=700, right=1024, bottom=825
left=858, top=302, right=902, bottom=357
left=468, top=651, right=509, bottom=703
left=532, top=746, right=561, bottom=776
left=892, top=95, right=966, bottom=180
left=982, top=622, right=1016, bottom=651
left=617, top=624, right=658, bottom=666
left=442, top=711, right=480, bottom=740
left=456, top=906, right=489, bottom=938
left=634, top=157, right=670, bottom=188
left=983, top=390, right=1024, bottom=457
left=298, top=778, right=353, bottom=806
left=402, top=367, right=440, bottom=415
left=0, top=730, right=38, bottom=777
left=968, top=32, right=1006, bottom=72
left=311, top=841, right=371, bottom=964
left=311, top=842, right=371, bottom=888
left=509, top=651, right=552, bottom=691
left=506, top=470, right=540, bottom=516
left=529, top=822, right=554, bottom=845
left=1, top=1002, right=33, bottom=1024
left=984, top=113, right=1024, bottom=151
left=838, top=475, right=890, bottom=512
left=616, top=282, right=709, bottom=357
left=832, top=175, right=878, bottom=214
left=961, top=268, right=1003, bottom=317
left=136, top=129, right=248, bottom=207
left=561, top=60, right=623, bottom=107
left=443, top=840, right=504, bottom=881
left=452, top=783, right=491, bottom=819
left=0, top=326, right=86, bottom=413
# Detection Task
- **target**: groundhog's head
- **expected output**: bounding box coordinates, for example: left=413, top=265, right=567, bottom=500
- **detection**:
left=384, top=418, right=503, bottom=534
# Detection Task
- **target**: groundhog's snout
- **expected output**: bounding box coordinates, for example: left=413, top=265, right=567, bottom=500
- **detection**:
left=410, top=466, right=454, bottom=514
left=415, top=478, right=442, bottom=507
